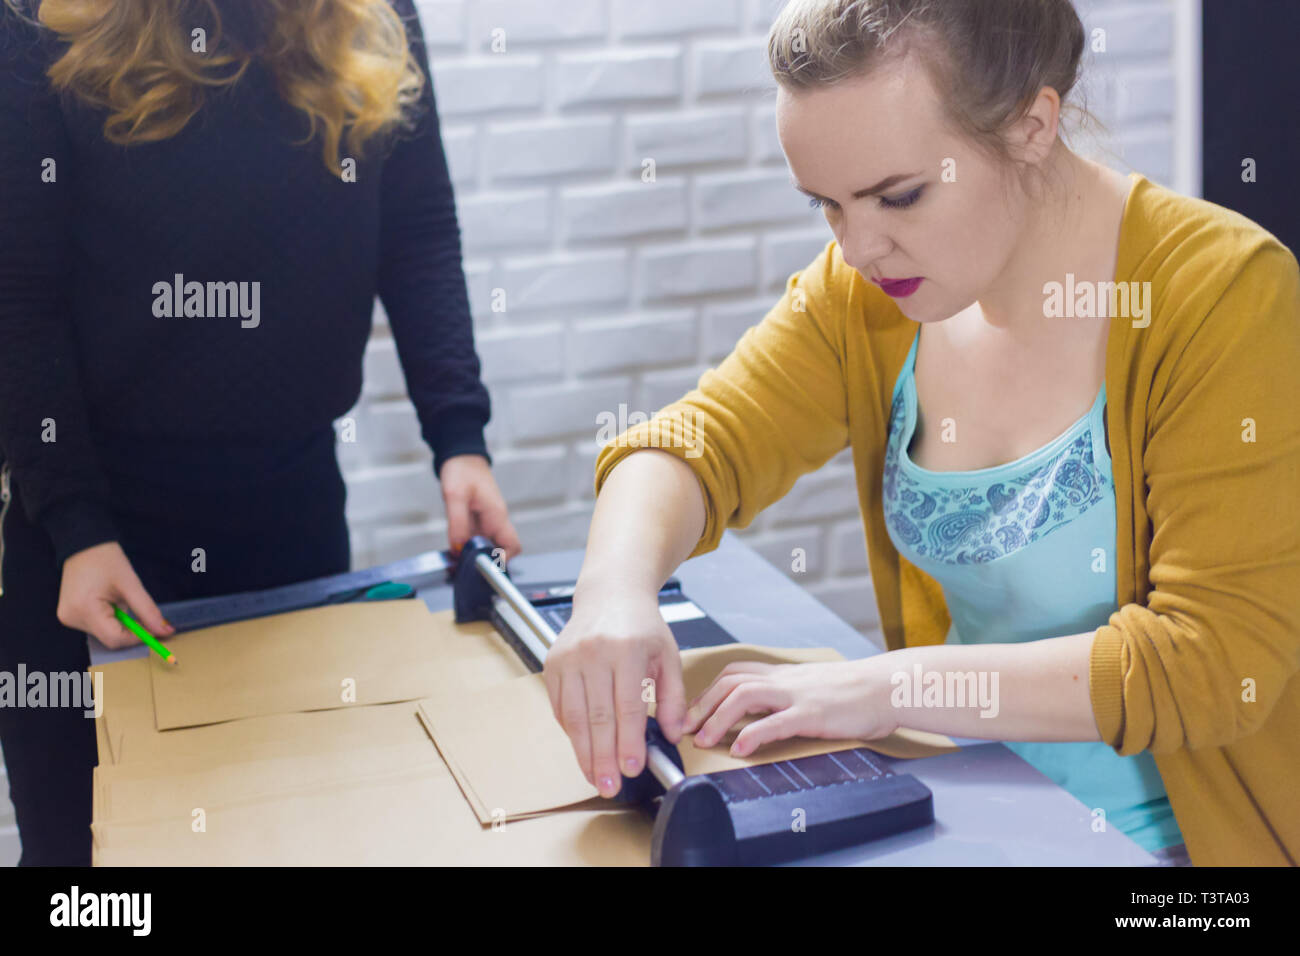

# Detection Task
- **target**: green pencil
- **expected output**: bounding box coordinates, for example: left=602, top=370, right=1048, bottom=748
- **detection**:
left=114, top=606, right=178, bottom=666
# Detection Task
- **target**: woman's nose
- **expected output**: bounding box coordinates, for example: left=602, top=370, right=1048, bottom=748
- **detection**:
left=837, top=219, right=890, bottom=275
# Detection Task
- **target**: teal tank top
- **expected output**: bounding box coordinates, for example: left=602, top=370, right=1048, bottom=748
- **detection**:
left=882, top=326, right=1183, bottom=853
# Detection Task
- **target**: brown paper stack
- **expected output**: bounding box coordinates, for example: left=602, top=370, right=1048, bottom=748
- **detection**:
left=91, top=602, right=652, bottom=865
left=90, top=600, right=955, bottom=865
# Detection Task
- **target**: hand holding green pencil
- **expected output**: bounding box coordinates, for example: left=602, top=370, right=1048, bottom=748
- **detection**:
left=114, top=606, right=178, bottom=666
left=57, top=541, right=175, bottom=651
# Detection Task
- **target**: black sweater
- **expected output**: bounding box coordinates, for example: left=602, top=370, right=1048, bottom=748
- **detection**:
left=0, top=0, right=491, bottom=565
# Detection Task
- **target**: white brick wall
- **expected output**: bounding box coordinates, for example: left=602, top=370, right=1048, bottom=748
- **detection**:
left=0, top=0, right=1194, bottom=868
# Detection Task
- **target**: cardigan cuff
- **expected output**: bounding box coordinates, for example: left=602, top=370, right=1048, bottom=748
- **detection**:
left=1089, top=623, right=1127, bottom=749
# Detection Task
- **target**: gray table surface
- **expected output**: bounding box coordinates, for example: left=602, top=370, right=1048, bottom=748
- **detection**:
left=91, top=531, right=1157, bottom=866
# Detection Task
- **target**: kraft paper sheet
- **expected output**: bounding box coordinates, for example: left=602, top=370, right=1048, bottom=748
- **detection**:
left=148, top=601, right=526, bottom=730
left=92, top=604, right=654, bottom=864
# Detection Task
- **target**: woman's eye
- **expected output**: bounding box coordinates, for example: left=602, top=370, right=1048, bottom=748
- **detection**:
left=808, top=197, right=837, bottom=211
left=879, top=187, right=923, bottom=210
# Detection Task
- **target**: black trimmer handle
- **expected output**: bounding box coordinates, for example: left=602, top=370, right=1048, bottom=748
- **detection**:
left=651, top=776, right=737, bottom=866
left=451, top=535, right=502, bottom=623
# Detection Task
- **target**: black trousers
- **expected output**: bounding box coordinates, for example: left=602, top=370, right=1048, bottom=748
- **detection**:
left=0, top=428, right=349, bottom=865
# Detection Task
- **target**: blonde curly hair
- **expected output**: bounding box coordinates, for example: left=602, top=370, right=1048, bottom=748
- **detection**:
left=5, top=0, right=425, bottom=175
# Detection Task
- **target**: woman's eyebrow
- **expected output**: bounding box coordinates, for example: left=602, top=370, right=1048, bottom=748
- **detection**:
left=792, top=172, right=923, bottom=201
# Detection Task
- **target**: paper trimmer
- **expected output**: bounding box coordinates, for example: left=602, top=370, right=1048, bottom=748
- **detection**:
left=451, top=535, right=935, bottom=866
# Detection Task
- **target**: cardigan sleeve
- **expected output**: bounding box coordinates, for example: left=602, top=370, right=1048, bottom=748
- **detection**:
left=1090, top=241, right=1300, bottom=754
left=593, top=241, right=851, bottom=559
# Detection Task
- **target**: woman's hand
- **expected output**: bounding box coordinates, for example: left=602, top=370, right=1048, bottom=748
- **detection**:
left=683, top=658, right=899, bottom=758
left=439, top=454, right=522, bottom=561
left=543, top=588, right=688, bottom=798
left=57, top=542, right=174, bottom=650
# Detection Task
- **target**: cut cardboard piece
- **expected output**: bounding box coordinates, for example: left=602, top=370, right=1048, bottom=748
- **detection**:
left=101, top=614, right=526, bottom=767
left=102, top=613, right=527, bottom=768
left=420, top=643, right=959, bottom=824
left=149, top=602, right=528, bottom=730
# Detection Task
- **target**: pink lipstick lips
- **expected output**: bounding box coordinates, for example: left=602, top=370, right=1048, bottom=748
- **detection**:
left=873, top=276, right=924, bottom=298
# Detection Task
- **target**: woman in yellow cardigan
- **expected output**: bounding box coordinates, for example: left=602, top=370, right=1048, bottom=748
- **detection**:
left=546, top=0, right=1300, bottom=866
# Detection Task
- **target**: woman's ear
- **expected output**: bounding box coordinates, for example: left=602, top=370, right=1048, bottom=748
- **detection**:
left=1009, top=85, right=1063, bottom=168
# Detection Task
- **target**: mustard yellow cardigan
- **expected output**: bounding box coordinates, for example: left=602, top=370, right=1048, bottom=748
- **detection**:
left=595, top=174, right=1300, bottom=866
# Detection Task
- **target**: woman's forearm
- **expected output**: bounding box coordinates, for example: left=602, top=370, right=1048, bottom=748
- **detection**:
left=575, top=450, right=707, bottom=601
left=868, top=631, right=1103, bottom=742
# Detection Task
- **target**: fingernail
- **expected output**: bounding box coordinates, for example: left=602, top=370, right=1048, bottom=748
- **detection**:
left=598, top=775, right=615, bottom=794
left=624, top=757, right=639, bottom=773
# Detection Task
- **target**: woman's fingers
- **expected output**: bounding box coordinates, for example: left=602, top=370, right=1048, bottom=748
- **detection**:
left=693, top=680, right=789, bottom=749
left=613, top=653, right=651, bottom=777
left=57, top=542, right=174, bottom=648
left=730, top=708, right=807, bottom=757
left=584, top=664, right=620, bottom=797
left=439, top=457, right=523, bottom=561
left=117, top=573, right=173, bottom=637
left=477, top=501, right=522, bottom=561
left=682, top=662, right=775, bottom=734
left=545, top=592, right=681, bottom=796
left=558, top=670, right=594, bottom=784
left=84, top=598, right=135, bottom=649
left=682, top=672, right=748, bottom=735
left=443, top=487, right=473, bottom=554
left=445, top=484, right=523, bottom=562
left=649, top=644, right=689, bottom=743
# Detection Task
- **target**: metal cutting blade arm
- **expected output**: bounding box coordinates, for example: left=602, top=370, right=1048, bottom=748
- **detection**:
left=470, top=551, right=685, bottom=791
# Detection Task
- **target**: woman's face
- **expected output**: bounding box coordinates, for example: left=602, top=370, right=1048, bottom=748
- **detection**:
left=776, top=50, right=1035, bottom=324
